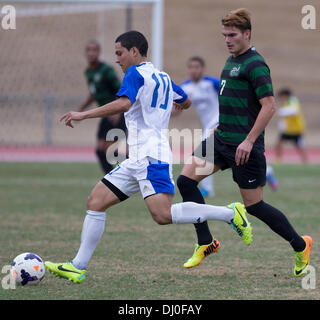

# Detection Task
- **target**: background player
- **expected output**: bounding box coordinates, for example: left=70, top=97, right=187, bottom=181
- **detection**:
left=266, top=164, right=278, bottom=191
left=45, top=31, right=253, bottom=283
left=275, top=88, right=307, bottom=163
left=179, top=56, right=220, bottom=198
left=177, top=9, right=312, bottom=276
left=79, top=40, right=127, bottom=174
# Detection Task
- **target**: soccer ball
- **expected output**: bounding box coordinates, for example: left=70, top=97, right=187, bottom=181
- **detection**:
left=10, top=252, right=45, bottom=286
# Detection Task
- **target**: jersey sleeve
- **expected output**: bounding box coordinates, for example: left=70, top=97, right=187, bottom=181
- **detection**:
left=116, top=66, right=144, bottom=104
left=204, top=76, right=220, bottom=92
left=212, top=77, right=220, bottom=92
left=171, top=80, right=188, bottom=103
left=245, top=60, right=274, bottom=99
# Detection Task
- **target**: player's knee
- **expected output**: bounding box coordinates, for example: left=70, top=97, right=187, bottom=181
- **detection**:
left=86, top=194, right=95, bottom=210
left=87, top=194, right=103, bottom=212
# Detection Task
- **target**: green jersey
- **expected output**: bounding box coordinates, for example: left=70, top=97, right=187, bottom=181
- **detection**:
left=85, top=62, right=121, bottom=106
left=216, top=47, right=274, bottom=148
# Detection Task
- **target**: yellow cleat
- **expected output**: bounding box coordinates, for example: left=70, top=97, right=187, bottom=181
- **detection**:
left=294, top=235, right=312, bottom=277
left=45, top=261, right=86, bottom=283
left=184, top=239, right=221, bottom=269
left=228, top=202, right=253, bottom=246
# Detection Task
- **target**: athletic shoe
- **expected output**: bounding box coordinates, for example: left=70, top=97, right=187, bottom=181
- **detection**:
left=184, top=239, right=221, bottom=269
left=228, top=202, right=253, bottom=246
left=294, top=235, right=313, bottom=277
left=45, top=261, right=86, bottom=283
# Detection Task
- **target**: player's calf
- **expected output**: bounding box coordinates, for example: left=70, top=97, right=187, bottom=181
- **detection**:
left=144, top=193, right=173, bottom=225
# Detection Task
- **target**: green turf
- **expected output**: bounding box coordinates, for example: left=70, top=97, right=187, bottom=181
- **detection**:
left=0, top=162, right=319, bottom=300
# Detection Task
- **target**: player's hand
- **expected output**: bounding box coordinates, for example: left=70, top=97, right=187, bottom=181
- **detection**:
left=235, top=139, right=253, bottom=166
left=60, top=111, right=85, bottom=128
left=173, top=102, right=184, bottom=112
left=170, top=103, right=184, bottom=116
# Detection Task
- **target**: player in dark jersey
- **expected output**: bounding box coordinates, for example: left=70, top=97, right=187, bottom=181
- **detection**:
left=79, top=40, right=127, bottom=174
left=178, top=8, right=312, bottom=276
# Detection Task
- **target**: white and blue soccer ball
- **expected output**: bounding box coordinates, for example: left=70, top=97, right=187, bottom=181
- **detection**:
left=10, top=252, right=45, bottom=286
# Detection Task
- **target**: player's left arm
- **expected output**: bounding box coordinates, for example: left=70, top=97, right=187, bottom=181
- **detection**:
left=60, top=97, right=131, bottom=128
left=171, top=80, right=191, bottom=111
left=174, top=98, right=192, bottom=110
left=171, top=97, right=192, bottom=117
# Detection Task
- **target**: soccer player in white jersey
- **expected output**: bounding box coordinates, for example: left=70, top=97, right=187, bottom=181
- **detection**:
left=45, top=31, right=253, bottom=283
left=180, top=56, right=220, bottom=197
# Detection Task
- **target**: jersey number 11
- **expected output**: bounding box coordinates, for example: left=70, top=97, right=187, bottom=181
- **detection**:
left=151, top=73, right=170, bottom=110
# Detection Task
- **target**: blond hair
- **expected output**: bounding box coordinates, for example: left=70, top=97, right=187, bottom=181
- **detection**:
left=221, top=8, right=251, bottom=32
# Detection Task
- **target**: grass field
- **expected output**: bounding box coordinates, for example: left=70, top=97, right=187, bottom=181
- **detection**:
left=0, top=162, right=319, bottom=300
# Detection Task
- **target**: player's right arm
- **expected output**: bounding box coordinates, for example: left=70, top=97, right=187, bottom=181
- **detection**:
left=61, top=65, right=142, bottom=128
left=60, top=97, right=131, bottom=128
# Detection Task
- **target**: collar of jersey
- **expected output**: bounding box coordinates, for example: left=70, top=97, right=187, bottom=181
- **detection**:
left=135, top=62, right=151, bottom=67
left=231, top=46, right=254, bottom=60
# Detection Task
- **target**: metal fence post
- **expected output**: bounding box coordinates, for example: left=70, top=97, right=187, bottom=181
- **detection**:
left=43, top=92, right=54, bottom=146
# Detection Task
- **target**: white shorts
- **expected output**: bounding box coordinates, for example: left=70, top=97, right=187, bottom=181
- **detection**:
left=101, top=157, right=175, bottom=200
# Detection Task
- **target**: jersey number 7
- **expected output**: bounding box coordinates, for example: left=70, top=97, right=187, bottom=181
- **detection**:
left=151, top=72, right=170, bottom=110
left=220, top=79, right=226, bottom=95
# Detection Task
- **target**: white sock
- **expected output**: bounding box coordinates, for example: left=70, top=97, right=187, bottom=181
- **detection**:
left=199, top=175, right=214, bottom=196
left=72, top=210, right=106, bottom=270
left=171, top=202, right=234, bottom=224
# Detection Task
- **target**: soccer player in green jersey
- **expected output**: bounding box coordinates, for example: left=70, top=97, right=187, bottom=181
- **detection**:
left=178, top=8, right=312, bottom=276
left=79, top=40, right=127, bottom=174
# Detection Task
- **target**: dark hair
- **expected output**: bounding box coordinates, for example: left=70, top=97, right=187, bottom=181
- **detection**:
left=277, top=88, right=292, bottom=97
left=115, top=30, right=148, bottom=57
left=188, top=56, right=205, bottom=67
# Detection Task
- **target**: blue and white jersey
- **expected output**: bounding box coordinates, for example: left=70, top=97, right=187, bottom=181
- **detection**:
left=117, top=62, right=187, bottom=163
left=181, top=76, right=220, bottom=138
